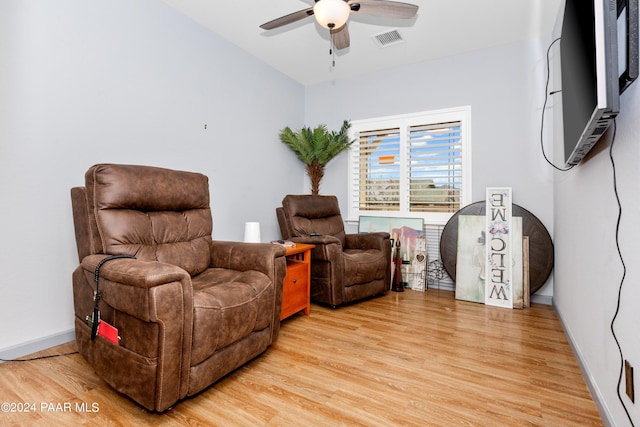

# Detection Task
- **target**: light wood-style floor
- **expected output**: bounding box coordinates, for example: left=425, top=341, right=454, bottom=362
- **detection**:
left=0, top=289, right=602, bottom=426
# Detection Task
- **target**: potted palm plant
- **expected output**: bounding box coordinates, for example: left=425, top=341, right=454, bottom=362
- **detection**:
left=279, top=120, right=354, bottom=195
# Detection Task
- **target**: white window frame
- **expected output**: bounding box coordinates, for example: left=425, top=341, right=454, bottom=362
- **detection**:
left=347, top=106, right=472, bottom=225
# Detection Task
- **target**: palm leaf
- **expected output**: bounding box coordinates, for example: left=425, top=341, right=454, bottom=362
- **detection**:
left=279, top=126, right=314, bottom=164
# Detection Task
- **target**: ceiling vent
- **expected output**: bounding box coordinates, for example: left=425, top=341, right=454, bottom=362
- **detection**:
left=372, top=29, right=404, bottom=48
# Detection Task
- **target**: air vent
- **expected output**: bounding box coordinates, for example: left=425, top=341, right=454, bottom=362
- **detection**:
left=372, top=29, right=404, bottom=48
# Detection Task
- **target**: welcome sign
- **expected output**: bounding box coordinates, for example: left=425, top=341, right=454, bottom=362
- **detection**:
left=485, top=188, right=513, bottom=308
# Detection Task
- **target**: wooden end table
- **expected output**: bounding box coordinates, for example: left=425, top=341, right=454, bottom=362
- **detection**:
left=280, top=243, right=314, bottom=320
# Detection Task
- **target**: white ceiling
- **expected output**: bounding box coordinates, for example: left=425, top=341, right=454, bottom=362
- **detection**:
left=161, top=0, right=563, bottom=86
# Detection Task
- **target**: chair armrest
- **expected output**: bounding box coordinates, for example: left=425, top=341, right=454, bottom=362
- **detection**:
left=290, top=235, right=342, bottom=262
left=210, top=240, right=285, bottom=276
left=79, top=254, right=192, bottom=322
left=345, top=232, right=390, bottom=251
left=81, top=254, right=189, bottom=288
left=290, top=235, right=342, bottom=246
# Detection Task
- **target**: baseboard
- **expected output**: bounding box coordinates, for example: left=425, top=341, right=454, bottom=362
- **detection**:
left=553, top=303, right=612, bottom=427
left=0, top=329, right=75, bottom=363
left=427, top=283, right=455, bottom=292
left=530, top=294, right=553, bottom=305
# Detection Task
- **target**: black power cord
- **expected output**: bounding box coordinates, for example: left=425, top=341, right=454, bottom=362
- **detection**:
left=0, top=351, right=79, bottom=363
left=91, top=254, right=136, bottom=340
left=608, top=119, right=635, bottom=427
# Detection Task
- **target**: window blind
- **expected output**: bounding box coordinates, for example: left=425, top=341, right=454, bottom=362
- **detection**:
left=408, top=121, right=462, bottom=213
left=352, top=127, right=401, bottom=212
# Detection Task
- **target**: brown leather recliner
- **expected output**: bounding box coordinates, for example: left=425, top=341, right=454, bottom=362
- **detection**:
left=277, top=195, right=391, bottom=307
left=71, top=164, right=286, bottom=412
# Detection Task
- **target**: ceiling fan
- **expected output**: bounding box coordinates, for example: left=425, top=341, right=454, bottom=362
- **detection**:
left=259, top=0, right=419, bottom=51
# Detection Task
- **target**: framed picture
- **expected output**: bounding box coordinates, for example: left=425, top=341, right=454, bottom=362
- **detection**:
left=358, top=216, right=427, bottom=291
left=455, top=215, right=486, bottom=303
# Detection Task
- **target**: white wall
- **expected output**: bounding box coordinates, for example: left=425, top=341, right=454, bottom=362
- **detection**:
left=304, top=39, right=556, bottom=298
left=0, top=0, right=305, bottom=354
left=552, top=41, right=640, bottom=427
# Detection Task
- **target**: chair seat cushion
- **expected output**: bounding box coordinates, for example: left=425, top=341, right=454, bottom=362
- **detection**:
left=343, top=249, right=388, bottom=287
left=190, top=268, right=274, bottom=365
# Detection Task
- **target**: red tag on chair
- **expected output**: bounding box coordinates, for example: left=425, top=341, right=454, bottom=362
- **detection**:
left=97, top=320, right=119, bottom=345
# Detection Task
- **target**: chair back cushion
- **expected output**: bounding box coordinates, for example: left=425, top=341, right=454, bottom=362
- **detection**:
left=85, top=164, right=212, bottom=276
left=281, top=195, right=346, bottom=247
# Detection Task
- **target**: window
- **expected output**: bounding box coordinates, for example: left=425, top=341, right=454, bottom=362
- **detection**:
left=348, top=107, right=471, bottom=224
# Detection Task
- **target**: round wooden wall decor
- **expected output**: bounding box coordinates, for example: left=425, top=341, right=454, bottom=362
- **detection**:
left=439, top=201, right=554, bottom=294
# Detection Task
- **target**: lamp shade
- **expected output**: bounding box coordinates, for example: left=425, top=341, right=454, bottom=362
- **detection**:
left=243, top=222, right=261, bottom=243
left=313, top=0, right=350, bottom=29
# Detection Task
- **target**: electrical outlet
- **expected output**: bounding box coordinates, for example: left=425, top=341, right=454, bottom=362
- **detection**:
left=625, top=360, right=635, bottom=403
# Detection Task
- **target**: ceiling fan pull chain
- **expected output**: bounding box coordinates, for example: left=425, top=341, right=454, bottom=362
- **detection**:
left=328, top=25, right=336, bottom=68
left=331, top=32, right=336, bottom=67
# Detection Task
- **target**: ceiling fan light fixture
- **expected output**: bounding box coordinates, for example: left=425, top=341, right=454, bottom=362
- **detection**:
left=313, top=0, right=350, bottom=30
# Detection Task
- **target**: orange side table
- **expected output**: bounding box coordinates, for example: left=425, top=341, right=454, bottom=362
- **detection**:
left=280, top=243, right=314, bottom=320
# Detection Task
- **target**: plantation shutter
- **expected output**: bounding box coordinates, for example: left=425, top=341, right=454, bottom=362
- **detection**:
left=352, top=127, right=401, bottom=212
left=408, top=121, right=462, bottom=213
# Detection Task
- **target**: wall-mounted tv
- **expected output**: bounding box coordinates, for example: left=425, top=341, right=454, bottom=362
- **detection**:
left=560, top=0, right=637, bottom=167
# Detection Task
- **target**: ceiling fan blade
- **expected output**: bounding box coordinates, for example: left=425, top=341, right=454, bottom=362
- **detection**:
left=350, top=0, right=418, bottom=19
left=331, top=24, right=350, bottom=50
left=260, top=7, right=314, bottom=30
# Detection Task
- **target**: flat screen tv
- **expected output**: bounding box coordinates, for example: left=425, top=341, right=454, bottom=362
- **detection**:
left=560, top=0, right=620, bottom=167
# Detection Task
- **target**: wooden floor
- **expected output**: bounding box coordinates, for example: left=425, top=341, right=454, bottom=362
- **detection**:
left=0, top=289, right=602, bottom=426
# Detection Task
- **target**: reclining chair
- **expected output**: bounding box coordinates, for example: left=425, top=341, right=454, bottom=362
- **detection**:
left=276, top=195, right=391, bottom=307
left=71, top=164, right=286, bottom=411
